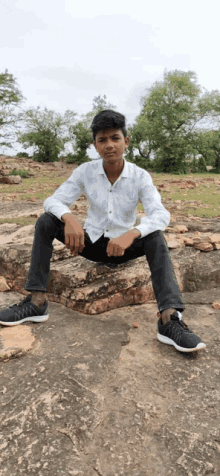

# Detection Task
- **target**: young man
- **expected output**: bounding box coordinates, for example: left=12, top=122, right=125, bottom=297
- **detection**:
left=0, top=110, right=206, bottom=353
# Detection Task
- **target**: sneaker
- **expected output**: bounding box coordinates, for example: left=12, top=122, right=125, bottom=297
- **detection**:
left=157, top=311, right=206, bottom=352
left=0, top=294, right=49, bottom=326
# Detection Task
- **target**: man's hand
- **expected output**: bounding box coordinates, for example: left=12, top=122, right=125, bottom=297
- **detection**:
left=61, top=213, right=85, bottom=256
left=106, top=229, right=141, bottom=257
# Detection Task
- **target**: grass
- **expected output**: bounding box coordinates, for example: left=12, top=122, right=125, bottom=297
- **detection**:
left=1, top=160, right=220, bottom=219
left=0, top=216, right=37, bottom=226
left=138, top=172, right=220, bottom=218
left=0, top=172, right=71, bottom=201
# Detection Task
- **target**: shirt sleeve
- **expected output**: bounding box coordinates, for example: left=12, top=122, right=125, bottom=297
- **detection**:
left=43, top=164, right=86, bottom=221
left=131, top=169, right=170, bottom=238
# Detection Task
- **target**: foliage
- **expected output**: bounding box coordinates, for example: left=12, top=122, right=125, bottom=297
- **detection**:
left=0, top=70, right=24, bottom=150
left=133, top=70, right=220, bottom=173
left=16, top=151, right=29, bottom=158
left=18, top=107, right=76, bottom=162
left=68, top=122, right=93, bottom=164
left=10, top=168, right=29, bottom=178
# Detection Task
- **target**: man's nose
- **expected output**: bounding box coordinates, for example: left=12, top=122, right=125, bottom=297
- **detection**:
left=106, top=140, right=114, bottom=149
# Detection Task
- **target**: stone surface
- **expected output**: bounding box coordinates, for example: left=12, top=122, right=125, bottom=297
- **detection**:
left=0, top=175, right=23, bottom=184
left=0, top=276, right=10, bottom=292
left=0, top=290, right=219, bottom=475
left=1, top=217, right=220, bottom=313
left=0, top=324, right=36, bottom=361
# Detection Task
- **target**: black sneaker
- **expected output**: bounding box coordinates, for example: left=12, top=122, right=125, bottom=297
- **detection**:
left=157, top=311, right=206, bottom=352
left=0, top=294, right=49, bottom=327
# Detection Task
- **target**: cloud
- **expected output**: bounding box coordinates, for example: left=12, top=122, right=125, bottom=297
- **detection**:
left=0, top=0, right=47, bottom=48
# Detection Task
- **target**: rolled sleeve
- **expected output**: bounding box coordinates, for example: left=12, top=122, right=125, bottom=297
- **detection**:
left=134, top=170, right=170, bottom=237
left=43, top=164, right=85, bottom=221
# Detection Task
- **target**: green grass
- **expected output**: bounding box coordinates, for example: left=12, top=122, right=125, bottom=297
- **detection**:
left=0, top=173, right=70, bottom=201
left=0, top=216, right=38, bottom=226
left=139, top=172, right=220, bottom=218
left=1, top=164, right=220, bottom=219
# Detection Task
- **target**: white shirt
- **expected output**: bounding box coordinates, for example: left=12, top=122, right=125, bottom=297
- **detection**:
left=43, top=158, right=170, bottom=243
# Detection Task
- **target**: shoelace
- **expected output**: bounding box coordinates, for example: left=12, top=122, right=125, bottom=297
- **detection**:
left=170, top=314, right=191, bottom=332
left=9, top=296, right=31, bottom=309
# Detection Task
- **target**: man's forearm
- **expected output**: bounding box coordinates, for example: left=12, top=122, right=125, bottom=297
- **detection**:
left=123, top=228, right=141, bottom=241
left=61, top=213, right=81, bottom=225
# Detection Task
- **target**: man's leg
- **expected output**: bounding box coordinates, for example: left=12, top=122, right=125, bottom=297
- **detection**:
left=141, top=230, right=185, bottom=316
left=113, top=230, right=206, bottom=352
left=0, top=213, right=117, bottom=326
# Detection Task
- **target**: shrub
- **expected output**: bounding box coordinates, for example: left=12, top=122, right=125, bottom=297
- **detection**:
left=10, top=168, right=29, bottom=178
left=65, top=151, right=89, bottom=165
left=16, top=152, right=29, bottom=158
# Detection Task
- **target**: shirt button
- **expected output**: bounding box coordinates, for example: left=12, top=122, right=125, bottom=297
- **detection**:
left=109, top=211, right=112, bottom=213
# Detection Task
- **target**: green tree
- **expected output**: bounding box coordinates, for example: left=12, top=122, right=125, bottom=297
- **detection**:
left=18, top=107, right=76, bottom=162
left=134, top=70, right=220, bottom=173
left=0, top=70, right=24, bottom=150
left=68, top=95, right=116, bottom=164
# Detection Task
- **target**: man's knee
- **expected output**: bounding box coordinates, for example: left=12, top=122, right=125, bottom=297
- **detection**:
left=35, top=212, right=58, bottom=230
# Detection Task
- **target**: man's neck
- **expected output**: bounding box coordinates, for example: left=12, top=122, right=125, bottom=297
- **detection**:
left=103, top=158, right=124, bottom=177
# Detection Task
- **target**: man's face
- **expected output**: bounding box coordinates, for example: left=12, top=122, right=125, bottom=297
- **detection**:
left=94, top=128, right=129, bottom=164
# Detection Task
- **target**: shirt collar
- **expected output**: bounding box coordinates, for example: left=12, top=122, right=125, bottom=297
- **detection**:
left=98, top=157, right=129, bottom=178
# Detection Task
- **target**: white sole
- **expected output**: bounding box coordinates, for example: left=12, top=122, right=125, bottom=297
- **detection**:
left=157, top=333, right=206, bottom=352
left=0, top=314, right=49, bottom=327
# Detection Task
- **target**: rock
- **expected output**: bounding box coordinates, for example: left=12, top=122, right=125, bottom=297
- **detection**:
left=0, top=325, right=36, bottom=361
left=183, top=237, right=194, bottom=246
left=173, top=225, right=188, bottom=233
left=0, top=175, right=23, bottom=184
left=212, top=302, right=220, bottom=309
left=165, top=234, right=183, bottom=249
left=186, top=179, right=198, bottom=187
left=1, top=218, right=220, bottom=315
left=209, top=234, right=220, bottom=243
left=194, top=242, right=214, bottom=251
left=0, top=276, right=10, bottom=292
left=0, top=224, right=35, bottom=246
left=133, top=321, right=139, bottom=328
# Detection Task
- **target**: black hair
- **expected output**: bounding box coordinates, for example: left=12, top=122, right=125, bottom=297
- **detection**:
left=91, top=109, right=127, bottom=141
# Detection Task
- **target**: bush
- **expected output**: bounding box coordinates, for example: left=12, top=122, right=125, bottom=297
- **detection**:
left=32, top=151, right=59, bottom=163
left=16, top=152, right=29, bottom=158
left=65, top=153, right=77, bottom=164
left=65, top=151, right=89, bottom=165
left=10, top=168, right=29, bottom=178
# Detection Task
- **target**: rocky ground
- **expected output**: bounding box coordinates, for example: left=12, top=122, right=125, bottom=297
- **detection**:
left=0, top=157, right=220, bottom=475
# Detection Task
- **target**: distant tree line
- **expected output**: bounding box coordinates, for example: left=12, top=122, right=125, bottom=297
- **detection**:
left=1, top=69, right=220, bottom=173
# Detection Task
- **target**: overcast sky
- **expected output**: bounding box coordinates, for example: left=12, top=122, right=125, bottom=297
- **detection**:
left=1, top=0, right=220, bottom=156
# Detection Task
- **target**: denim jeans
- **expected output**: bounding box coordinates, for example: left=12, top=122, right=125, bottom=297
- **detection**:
left=25, top=212, right=185, bottom=314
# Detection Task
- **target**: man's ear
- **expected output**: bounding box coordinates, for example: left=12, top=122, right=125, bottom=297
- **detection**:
left=94, top=141, right=97, bottom=151
left=124, top=136, right=130, bottom=148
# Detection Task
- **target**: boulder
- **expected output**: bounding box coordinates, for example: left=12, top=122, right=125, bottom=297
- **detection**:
left=0, top=276, right=10, bottom=292
left=0, top=175, right=23, bottom=184
left=0, top=232, right=220, bottom=314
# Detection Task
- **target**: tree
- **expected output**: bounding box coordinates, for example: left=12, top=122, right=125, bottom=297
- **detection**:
left=18, top=107, right=76, bottom=162
left=125, top=122, right=154, bottom=169
left=0, top=70, right=24, bottom=150
left=134, top=70, right=220, bottom=173
left=69, top=95, right=116, bottom=164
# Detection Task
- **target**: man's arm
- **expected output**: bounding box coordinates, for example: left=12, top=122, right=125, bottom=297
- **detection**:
left=133, top=170, right=170, bottom=238
left=61, top=213, right=85, bottom=255
left=106, top=228, right=141, bottom=257
left=44, top=164, right=86, bottom=221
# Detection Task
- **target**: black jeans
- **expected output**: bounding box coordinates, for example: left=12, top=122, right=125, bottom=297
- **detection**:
left=25, top=212, right=185, bottom=314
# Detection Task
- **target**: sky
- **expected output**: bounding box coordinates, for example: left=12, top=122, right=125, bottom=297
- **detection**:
left=1, top=0, right=220, bottom=156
